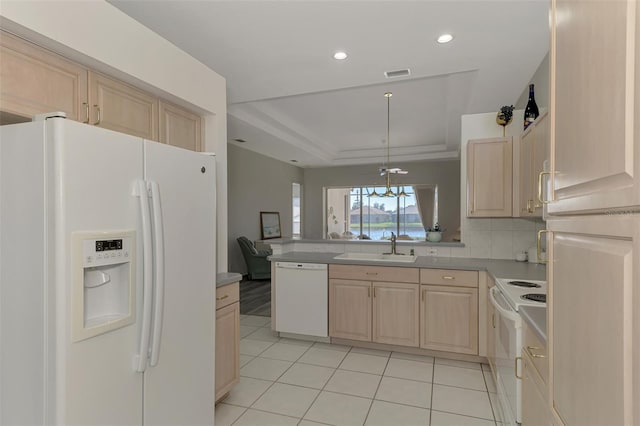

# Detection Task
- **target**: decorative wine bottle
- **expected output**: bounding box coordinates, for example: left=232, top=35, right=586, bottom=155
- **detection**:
left=523, top=84, right=539, bottom=130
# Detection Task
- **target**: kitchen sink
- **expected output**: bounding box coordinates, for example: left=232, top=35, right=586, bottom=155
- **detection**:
left=333, top=252, right=417, bottom=263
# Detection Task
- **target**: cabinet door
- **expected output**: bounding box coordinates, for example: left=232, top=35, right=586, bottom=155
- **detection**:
left=520, top=113, right=550, bottom=218
left=522, top=352, right=552, bottom=426
left=519, top=127, right=535, bottom=216
left=215, top=302, right=240, bottom=402
left=329, top=279, right=371, bottom=341
left=548, top=215, right=639, bottom=425
left=420, top=285, right=478, bottom=354
left=550, top=0, right=640, bottom=213
left=531, top=113, right=549, bottom=216
left=372, top=282, right=419, bottom=347
left=88, top=71, right=158, bottom=140
left=0, top=31, right=88, bottom=122
left=159, top=101, right=203, bottom=152
left=467, top=137, right=512, bottom=217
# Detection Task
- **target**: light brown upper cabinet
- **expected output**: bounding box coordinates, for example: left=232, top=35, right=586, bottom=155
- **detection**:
left=467, top=137, right=513, bottom=217
left=159, top=101, right=203, bottom=151
left=0, top=32, right=88, bottom=122
left=1, top=31, right=203, bottom=151
left=88, top=71, right=158, bottom=141
left=519, top=112, right=549, bottom=217
left=550, top=0, right=640, bottom=213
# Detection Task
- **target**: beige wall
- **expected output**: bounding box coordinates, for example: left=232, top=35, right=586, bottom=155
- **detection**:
left=516, top=52, right=550, bottom=110
left=303, top=160, right=461, bottom=241
left=227, top=145, right=304, bottom=274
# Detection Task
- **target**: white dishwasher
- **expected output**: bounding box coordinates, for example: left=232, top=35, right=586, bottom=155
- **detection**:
left=274, top=262, right=328, bottom=337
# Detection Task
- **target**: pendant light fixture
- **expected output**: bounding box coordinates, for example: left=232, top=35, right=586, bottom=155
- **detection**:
left=378, top=91, right=408, bottom=197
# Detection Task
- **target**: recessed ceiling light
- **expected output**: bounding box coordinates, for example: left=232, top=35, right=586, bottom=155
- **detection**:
left=437, top=34, right=454, bottom=44
left=333, top=51, right=348, bottom=60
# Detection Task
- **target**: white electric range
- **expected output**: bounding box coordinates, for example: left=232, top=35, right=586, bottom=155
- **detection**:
left=495, top=278, right=547, bottom=311
left=490, top=278, right=547, bottom=425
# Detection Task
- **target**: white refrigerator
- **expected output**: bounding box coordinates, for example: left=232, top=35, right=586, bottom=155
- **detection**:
left=0, top=116, right=216, bottom=425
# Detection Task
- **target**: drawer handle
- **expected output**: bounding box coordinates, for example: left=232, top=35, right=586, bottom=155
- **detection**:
left=515, top=356, right=523, bottom=379
left=526, top=345, right=546, bottom=358
left=442, top=276, right=455, bottom=280
left=216, top=294, right=229, bottom=301
left=365, top=272, right=378, bottom=275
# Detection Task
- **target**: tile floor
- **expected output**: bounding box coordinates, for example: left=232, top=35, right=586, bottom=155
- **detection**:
left=217, top=315, right=501, bottom=426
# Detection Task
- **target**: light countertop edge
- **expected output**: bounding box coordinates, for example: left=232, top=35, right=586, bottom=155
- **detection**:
left=519, top=305, right=547, bottom=343
left=262, top=238, right=464, bottom=247
left=216, top=272, right=242, bottom=288
left=268, top=251, right=546, bottom=281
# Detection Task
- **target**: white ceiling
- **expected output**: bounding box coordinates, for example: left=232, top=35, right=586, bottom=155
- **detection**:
left=109, top=0, right=550, bottom=167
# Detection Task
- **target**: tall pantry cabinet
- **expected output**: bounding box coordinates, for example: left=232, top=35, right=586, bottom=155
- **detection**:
left=547, top=1, right=640, bottom=425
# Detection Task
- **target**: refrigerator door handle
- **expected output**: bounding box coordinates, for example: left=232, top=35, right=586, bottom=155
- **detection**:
left=133, top=179, right=154, bottom=373
left=149, top=181, right=165, bottom=367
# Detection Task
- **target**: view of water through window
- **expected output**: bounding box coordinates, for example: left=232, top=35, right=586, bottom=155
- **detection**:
left=326, top=186, right=437, bottom=241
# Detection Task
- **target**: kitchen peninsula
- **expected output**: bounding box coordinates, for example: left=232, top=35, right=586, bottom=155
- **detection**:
left=269, top=244, right=545, bottom=363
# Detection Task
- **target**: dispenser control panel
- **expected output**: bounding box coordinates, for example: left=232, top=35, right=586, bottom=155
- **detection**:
left=73, top=230, right=136, bottom=342
left=82, top=236, right=132, bottom=267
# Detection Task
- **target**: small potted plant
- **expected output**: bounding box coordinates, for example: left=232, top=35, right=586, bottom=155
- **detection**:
left=426, top=223, right=444, bottom=242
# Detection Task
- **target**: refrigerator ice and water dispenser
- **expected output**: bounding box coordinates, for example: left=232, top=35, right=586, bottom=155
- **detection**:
left=72, top=230, right=136, bottom=342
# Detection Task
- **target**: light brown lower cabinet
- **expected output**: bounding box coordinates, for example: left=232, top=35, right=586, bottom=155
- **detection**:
left=522, top=350, right=552, bottom=425
left=372, top=282, right=419, bottom=347
left=420, top=285, right=478, bottom=354
left=328, top=278, right=419, bottom=347
left=328, top=279, right=372, bottom=341
left=215, top=282, right=240, bottom=403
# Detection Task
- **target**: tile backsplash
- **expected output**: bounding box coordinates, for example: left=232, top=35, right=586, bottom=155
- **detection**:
left=453, top=217, right=545, bottom=259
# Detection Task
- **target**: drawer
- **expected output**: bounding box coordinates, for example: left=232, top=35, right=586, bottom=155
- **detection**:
left=523, top=321, right=548, bottom=383
left=216, top=282, right=239, bottom=310
left=420, top=268, right=478, bottom=287
left=329, top=264, right=419, bottom=283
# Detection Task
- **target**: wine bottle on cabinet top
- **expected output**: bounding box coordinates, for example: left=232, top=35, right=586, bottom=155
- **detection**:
left=523, top=84, right=539, bottom=130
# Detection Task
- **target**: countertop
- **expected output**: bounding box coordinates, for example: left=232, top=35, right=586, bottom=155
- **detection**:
left=268, top=251, right=547, bottom=282
left=216, top=272, right=242, bottom=288
left=520, top=305, right=547, bottom=343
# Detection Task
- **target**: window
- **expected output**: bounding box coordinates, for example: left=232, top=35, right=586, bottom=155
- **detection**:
left=292, top=183, right=302, bottom=239
left=325, top=185, right=437, bottom=241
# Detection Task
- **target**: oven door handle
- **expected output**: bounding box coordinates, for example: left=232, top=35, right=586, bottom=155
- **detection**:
left=489, top=287, right=521, bottom=322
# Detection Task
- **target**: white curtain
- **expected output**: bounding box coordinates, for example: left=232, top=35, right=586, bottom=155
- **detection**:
left=413, top=185, right=436, bottom=230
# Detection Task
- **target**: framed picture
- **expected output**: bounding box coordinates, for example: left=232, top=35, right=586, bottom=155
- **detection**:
left=260, top=211, right=281, bottom=239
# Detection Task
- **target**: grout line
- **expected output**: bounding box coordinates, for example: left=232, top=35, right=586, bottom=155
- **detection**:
left=428, top=356, right=435, bottom=426
left=362, top=353, right=391, bottom=425
left=480, top=368, right=499, bottom=424
left=430, top=408, right=496, bottom=423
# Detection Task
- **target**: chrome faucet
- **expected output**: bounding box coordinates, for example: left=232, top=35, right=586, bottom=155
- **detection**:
left=383, top=232, right=398, bottom=255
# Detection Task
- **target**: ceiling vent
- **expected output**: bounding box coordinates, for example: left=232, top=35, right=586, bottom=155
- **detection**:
left=384, top=69, right=410, bottom=79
